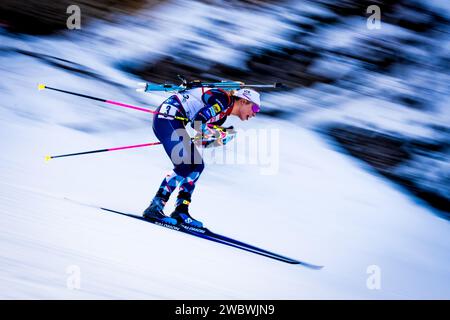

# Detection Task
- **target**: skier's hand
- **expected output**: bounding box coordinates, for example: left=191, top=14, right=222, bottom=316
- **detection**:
left=216, top=125, right=237, bottom=146
left=193, top=124, right=236, bottom=148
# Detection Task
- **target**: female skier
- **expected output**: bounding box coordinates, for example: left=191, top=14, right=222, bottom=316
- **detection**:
left=143, top=87, right=261, bottom=228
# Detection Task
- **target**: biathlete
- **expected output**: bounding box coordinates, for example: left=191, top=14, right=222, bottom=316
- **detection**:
left=143, top=87, right=261, bottom=228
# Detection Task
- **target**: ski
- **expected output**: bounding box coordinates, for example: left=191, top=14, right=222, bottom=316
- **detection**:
left=100, top=207, right=323, bottom=269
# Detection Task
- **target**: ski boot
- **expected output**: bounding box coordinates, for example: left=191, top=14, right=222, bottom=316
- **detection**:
left=170, top=200, right=203, bottom=228
left=143, top=197, right=177, bottom=225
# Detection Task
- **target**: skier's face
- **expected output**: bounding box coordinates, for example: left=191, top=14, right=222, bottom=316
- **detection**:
left=237, top=99, right=257, bottom=121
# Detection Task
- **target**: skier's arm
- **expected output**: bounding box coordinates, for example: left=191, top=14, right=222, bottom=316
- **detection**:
left=191, top=89, right=231, bottom=129
left=194, top=125, right=237, bottom=148
left=191, top=89, right=236, bottom=147
left=209, top=116, right=227, bottom=127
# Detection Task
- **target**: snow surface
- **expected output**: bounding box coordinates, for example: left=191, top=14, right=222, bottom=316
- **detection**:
left=0, top=0, right=449, bottom=299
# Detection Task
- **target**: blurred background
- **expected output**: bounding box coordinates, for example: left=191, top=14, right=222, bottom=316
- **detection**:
left=2, top=0, right=448, bottom=217
left=0, top=0, right=449, bottom=299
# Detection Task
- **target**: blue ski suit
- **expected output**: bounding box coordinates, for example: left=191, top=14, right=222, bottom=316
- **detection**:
left=152, top=88, right=234, bottom=208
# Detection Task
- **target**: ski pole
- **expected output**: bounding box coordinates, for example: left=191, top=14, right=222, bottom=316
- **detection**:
left=45, top=142, right=162, bottom=162
left=44, top=133, right=214, bottom=162
left=38, top=84, right=189, bottom=121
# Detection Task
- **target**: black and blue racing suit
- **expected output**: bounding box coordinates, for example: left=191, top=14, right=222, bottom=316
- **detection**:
left=151, top=88, right=234, bottom=209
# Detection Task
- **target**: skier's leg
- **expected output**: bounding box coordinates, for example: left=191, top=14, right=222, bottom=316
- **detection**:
left=151, top=106, right=193, bottom=202
left=143, top=101, right=187, bottom=223
left=143, top=171, right=183, bottom=223
left=154, top=171, right=184, bottom=203
left=170, top=144, right=205, bottom=227
left=170, top=171, right=203, bottom=227
left=145, top=97, right=205, bottom=226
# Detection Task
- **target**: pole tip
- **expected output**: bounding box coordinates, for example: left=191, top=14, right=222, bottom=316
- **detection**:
left=44, top=155, right=52, bottom=163
left=38, top=84, right=46, bottom=91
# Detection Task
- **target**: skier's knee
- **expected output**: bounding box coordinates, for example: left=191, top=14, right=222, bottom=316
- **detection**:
left=196, top=162, right=205, bottom=174
left=174, top=163, right=204, bottom=178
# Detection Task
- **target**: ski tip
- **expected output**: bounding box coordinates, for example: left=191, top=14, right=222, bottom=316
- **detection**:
left=44, top=155, right=52, bottom=163
left=309, top=265, right=324, bottom=270
left=291, top=260, right=323, bottom=270
left=299, top=263, right=324, bottom=270
left=38, top=84, right=46, bottom=91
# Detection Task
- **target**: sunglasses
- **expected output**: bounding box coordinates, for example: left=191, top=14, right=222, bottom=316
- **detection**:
left=251, top=104, right=261, bottom=113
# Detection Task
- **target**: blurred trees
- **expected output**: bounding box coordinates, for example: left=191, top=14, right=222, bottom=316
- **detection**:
left=0, top=0, right=163, bottom=34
